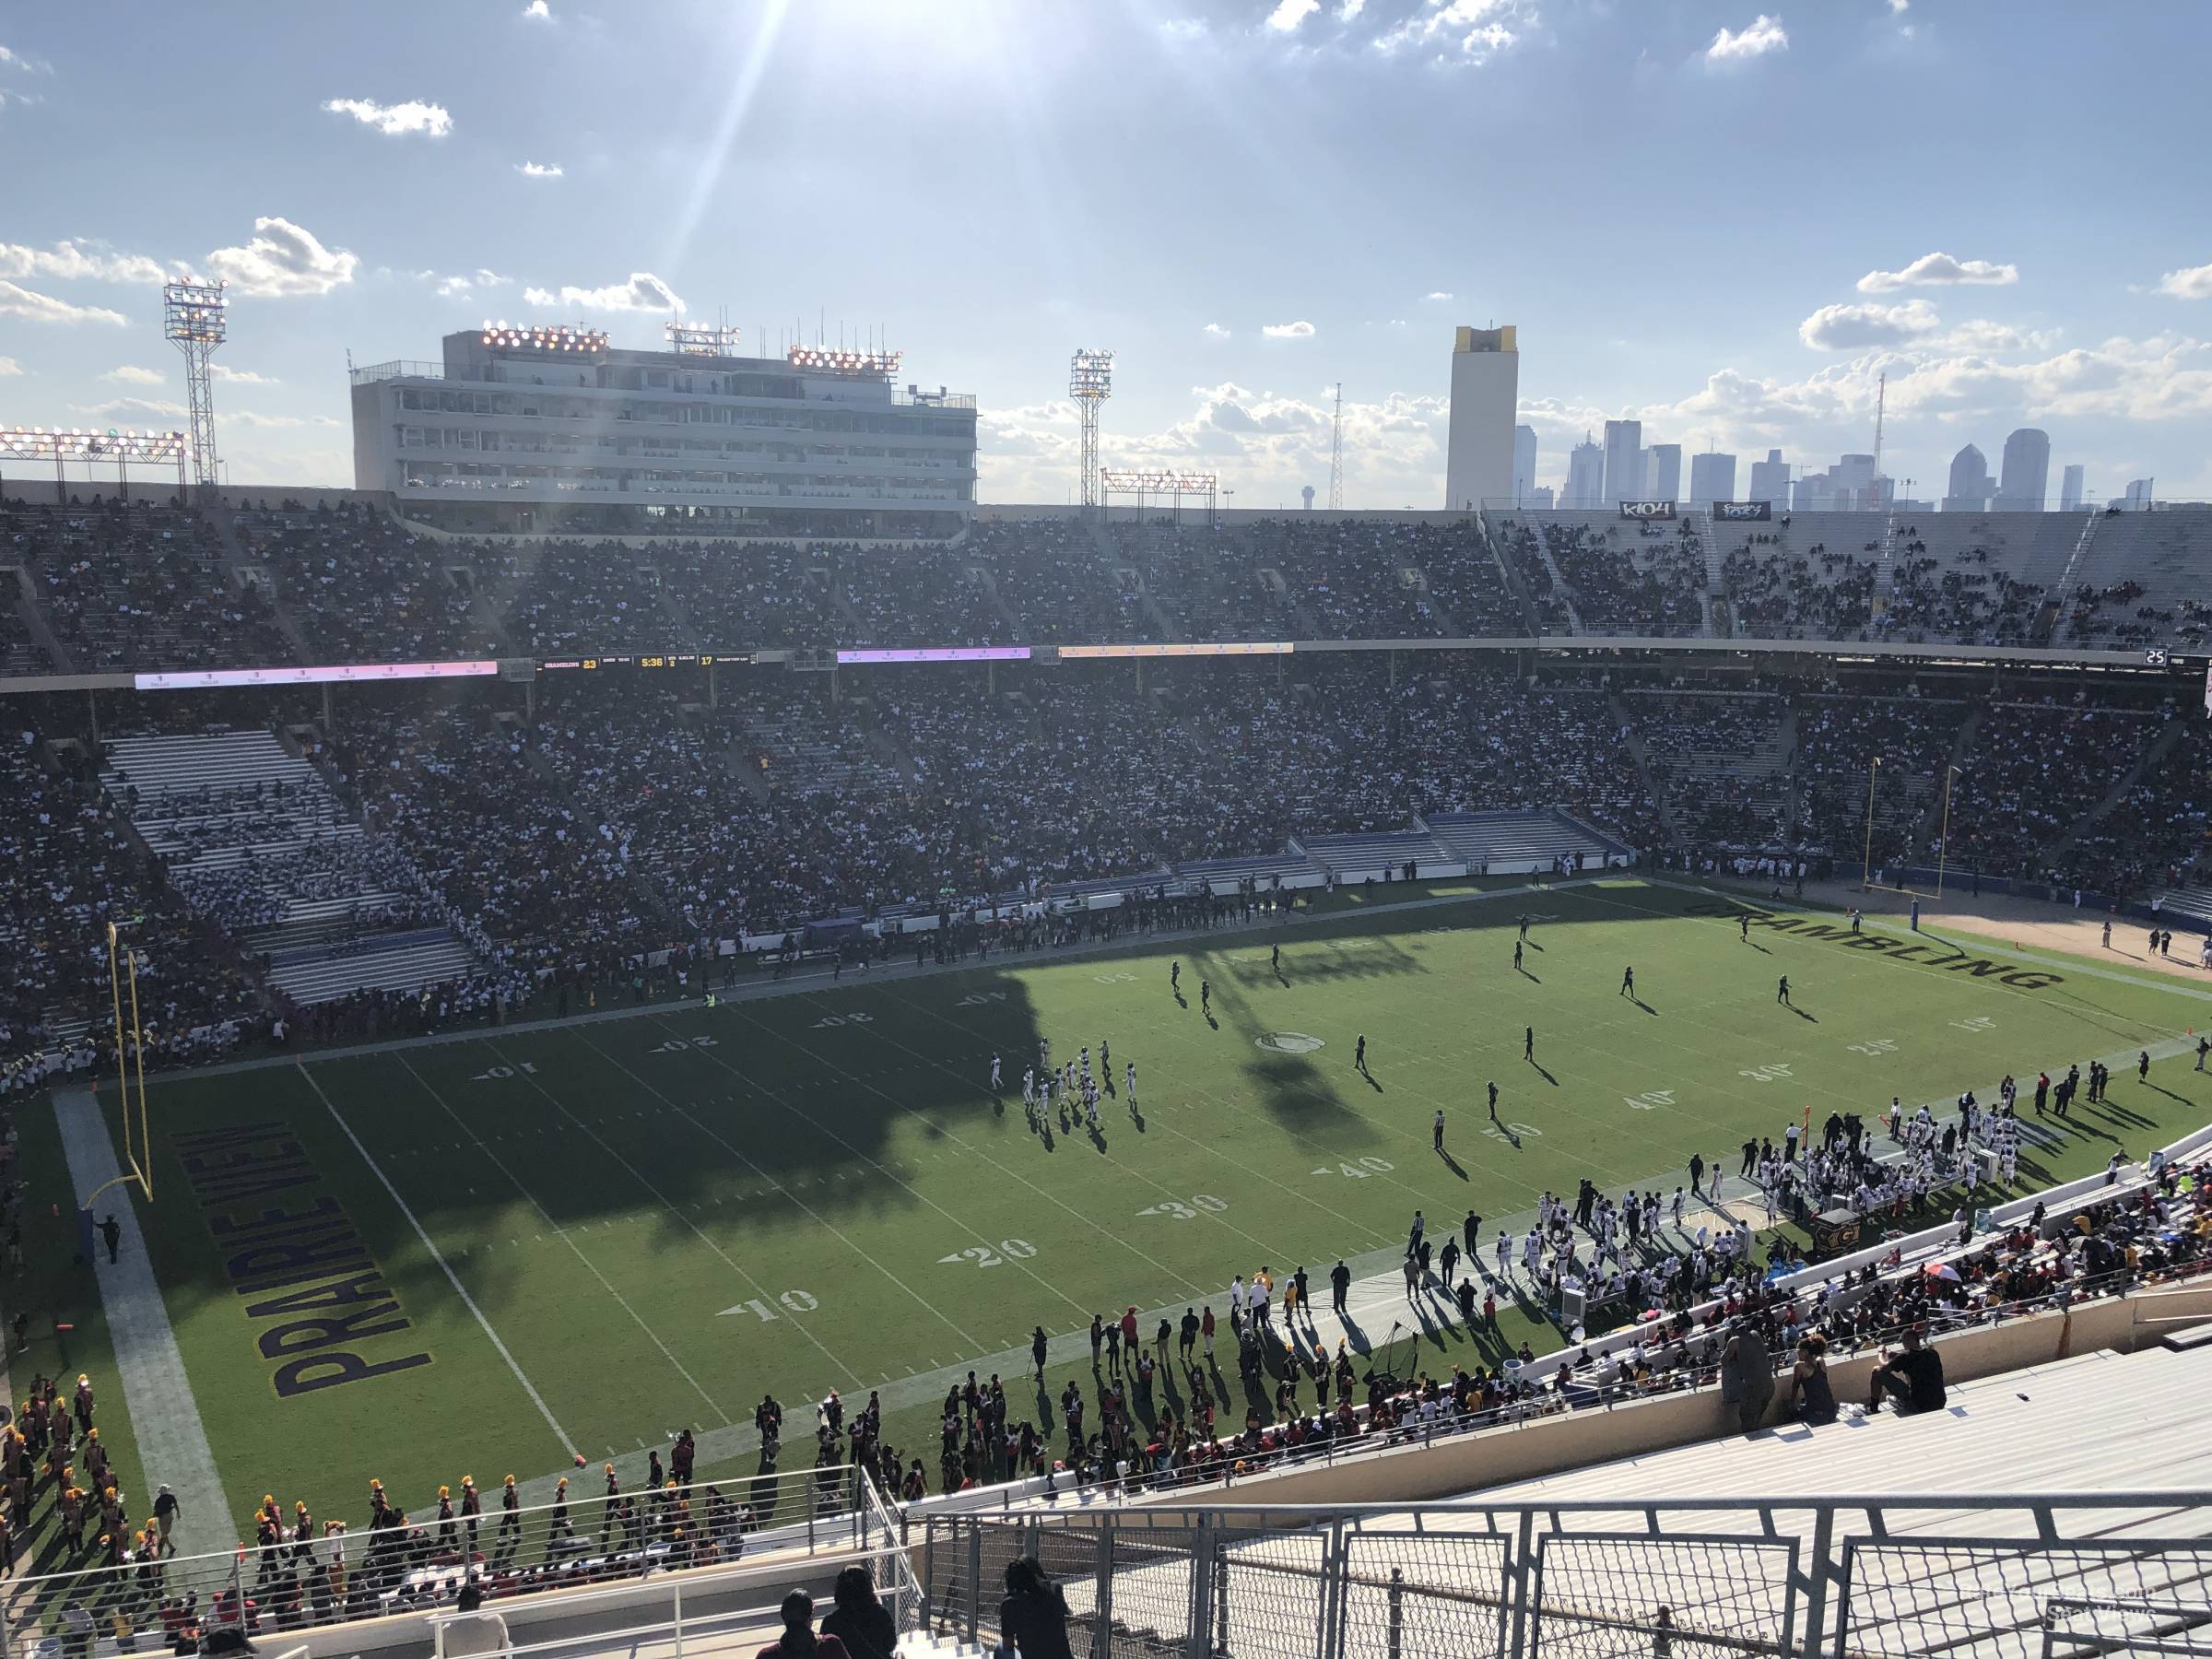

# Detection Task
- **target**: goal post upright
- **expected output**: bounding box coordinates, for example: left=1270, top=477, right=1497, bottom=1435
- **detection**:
left=82, top=921, right=154, bottom=1253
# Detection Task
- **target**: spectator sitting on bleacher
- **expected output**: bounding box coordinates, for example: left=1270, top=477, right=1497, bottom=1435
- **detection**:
left=1864, top=1323, right=1946, bottom=1416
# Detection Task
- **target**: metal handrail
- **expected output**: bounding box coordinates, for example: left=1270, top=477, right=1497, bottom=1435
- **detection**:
left=0, top=1463, right=867, bottom=1656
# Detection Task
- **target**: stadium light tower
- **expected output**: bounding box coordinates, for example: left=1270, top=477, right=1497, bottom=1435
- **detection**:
left=1069, top=348, right=1113, bottom=511
left=164, top=280, right=227, bottom=492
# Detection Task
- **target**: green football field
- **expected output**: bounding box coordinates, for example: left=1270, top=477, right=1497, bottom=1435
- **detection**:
left=104, top=877, right=2212, bottom=1531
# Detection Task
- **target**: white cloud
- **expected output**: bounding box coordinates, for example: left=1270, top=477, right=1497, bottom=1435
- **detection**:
left=433, top=267, right=515, bottom=299
left=0, top=357, right=21, bottom=377
left=1338, top=0, right=1367, bottom=17
left=102, top=365, right=166, bottom=385
left=0, top=280, right=127, bottom=325
left=1705, top=13, right=1788, bottom=62
left=0, top=42, right=51, bottom=72
left=1265, top=0, right=1320, bottom=29
left=1798, top=298, right=1940, bottom=350
left=0, top=239, right=175, bottom=285
left=212, top=364, right=279, bottom=384
left=322, top=98, right=453, bottom=138
left=1203, top=322, right=1230, bottom=336
left=1373, top=0, right=1524, bottom=65
left=979, top=380, right=1452, bottom=507
left=205, top=217, right=359, bottom=299
left=1932, top=319, right=2059, bottom=355
left=515, top=160, right=564, bottom=178
left=1159, top=17, right=1208, bottom=41
left=2153, top=262, right=2212, bottom=300
left=227, top=411, right=340, bottom=429
left=1424, top=290, right=1453, bottom=301
left=74, top=397, right=189, bottom=421
left=521, top=0, right=552, bottom=18
left=522, top=271, right=685, bottom=312
left=1261, top=320, right=1317, bottom=339
left=1857, top=252, right=2019, bottom=293
left=1888, top=0, right=1908, bottom=11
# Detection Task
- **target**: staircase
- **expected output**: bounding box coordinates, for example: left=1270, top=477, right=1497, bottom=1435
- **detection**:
left=1475, top=513, right=1545, bottom=636
left=1699, top=518, right=1733, bottom=638
left=1529, top=531, right=1584, bottom=634
left=4, top=563, right=73, bottom=674
left=1414, top=568, right=1466, bottom=638
left=1873, top=510, right=1904, bottom=608
left=1608, top=692, right=1683, bottom=847
left=639, top=562, right=699, bottom=646
left=2038, top=509, right=2102, bottom=643
left=969, top=561, right=1026, bottom=639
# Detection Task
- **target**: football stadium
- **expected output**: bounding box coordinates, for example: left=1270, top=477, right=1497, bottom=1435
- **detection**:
left=5, top=6, right=2212, bottom=1656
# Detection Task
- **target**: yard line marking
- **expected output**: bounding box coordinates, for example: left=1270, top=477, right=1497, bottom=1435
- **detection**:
left=562, top=1030, right=983, bottom=1357
left=391, top=1052, right=732, bottom=1426
left=297, top=1062, right=574, bottom=1459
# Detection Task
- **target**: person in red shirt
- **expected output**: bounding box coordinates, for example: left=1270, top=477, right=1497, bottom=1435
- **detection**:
left=1200, top=1305, right=1216, bottom=1360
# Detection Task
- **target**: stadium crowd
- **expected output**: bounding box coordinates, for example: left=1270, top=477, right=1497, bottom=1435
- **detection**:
left=3, top=656, right=2202, bottom=1083
left=8, top=497, right=2212, bottom=666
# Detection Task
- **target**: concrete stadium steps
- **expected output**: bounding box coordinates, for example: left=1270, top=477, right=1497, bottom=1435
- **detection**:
left=1422, top=809, right=1626, bottom=869
left=98, top=725, right=488, bottom=1006
left=1174, top=851, right=1326, bottom=888
left=102, top=727, right=318, bottom=806
left=1297, top=828, right=1456, bottom=877
left=265, top=930, right=481, bottom=1004
left=1465, top=1344, right=2209, bottom=1516
left=241, top=891, right=422, bottom=949
left=2147, top=886, right=2212, bottom=928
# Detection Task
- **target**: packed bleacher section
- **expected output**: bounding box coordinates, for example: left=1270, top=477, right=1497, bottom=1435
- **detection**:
left=239, top=501, right=506, bottom=663
left=976, top=518, right=1159, bottom=643
left=4, top=498, right=292, bottom=673
left=1790, top=691, right=1971, bottom=866
left=1, top=730, right=262, bottom=1090
left=1936, top=700, right=2168, bottom=881
left=4, top=497, right=2210, bottom=662
left=1628, top=689, right=1791, bottom=848
left=327, top=695, right=658, bottom=1003
left=1492, top=512, right=1709, bottom=638
left=0, top=654, right=2202, bottom=1077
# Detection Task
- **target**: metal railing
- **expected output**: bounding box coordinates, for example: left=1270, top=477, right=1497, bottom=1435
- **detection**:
left=921, top=1493, right=2212, bottom=1659
left=0, top=1463, right=872, bottom=1659
left=351, top=360, right=445, bottom=384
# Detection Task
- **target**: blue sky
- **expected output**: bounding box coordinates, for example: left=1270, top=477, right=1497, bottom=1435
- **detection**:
left=3, top=0, right=2209, bottom=507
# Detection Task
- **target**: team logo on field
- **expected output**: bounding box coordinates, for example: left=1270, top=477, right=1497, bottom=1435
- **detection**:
left=1255, top=1031, right=1326, bottom=1053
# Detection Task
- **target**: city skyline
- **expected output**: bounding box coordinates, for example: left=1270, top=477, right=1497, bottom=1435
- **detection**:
left=2, top=1, right=2209, bottom=507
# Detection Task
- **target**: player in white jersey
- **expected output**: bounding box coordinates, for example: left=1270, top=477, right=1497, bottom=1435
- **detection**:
left=1124, top=1061, right=1135, bottom=1101
left=990, top=1053, right=1001, bottom=1090
left=1495, top=1230, right=1512, bottom=1277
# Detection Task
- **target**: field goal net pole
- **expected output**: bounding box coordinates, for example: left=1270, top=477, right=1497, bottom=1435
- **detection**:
left=81, top=922, right=153, bottom=1262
